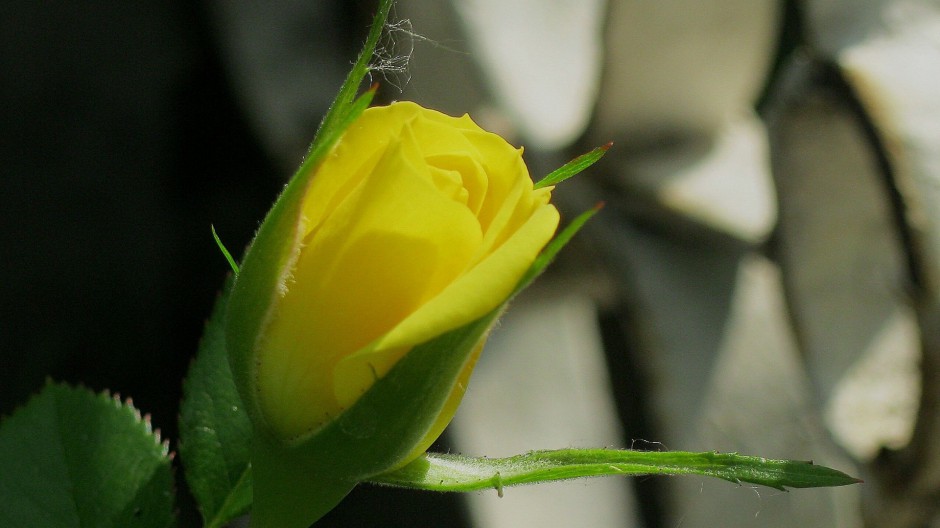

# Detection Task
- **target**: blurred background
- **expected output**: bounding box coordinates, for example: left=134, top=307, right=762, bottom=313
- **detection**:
left=3, top=1, right=939, bottom=526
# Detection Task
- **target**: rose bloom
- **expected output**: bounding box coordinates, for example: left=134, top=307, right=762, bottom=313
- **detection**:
left=256, top=102, right=559, bottom=449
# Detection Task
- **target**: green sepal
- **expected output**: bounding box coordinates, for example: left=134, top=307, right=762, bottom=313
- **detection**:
left=248, top=298, right=502, bottom=527
left=249, top=442, right=355, bottom=528
left=225, top=1, right=387, bottom=441
left=305, top=0, right=391, bottom=171
left=211, top=225, right=240, bottom=276
left=371, top=449, right=862, bottom=493
left=534, top=142, right=612, bottom=189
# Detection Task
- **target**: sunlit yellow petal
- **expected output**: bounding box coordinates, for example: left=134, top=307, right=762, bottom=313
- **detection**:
left=253, top=100, right=562, bottom=449
left=364, top=203, right=559, bottom=353
left=259, top=131, right=483, bottom=439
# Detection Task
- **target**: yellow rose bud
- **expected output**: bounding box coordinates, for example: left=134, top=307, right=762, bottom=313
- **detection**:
left=254, top=101, right=559, bottom=447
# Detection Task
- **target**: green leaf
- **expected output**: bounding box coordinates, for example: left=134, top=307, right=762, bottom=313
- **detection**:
left=179, top=280, right=253, bottom=528
left=534, top=142, right=612, bottom=189
left=370, top=449, right=861, bottom=494
left=0, top=382, right=175, bottom=528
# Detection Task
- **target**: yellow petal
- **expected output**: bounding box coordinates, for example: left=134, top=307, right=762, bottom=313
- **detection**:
left=343, top=202, right=559, bottom=359
left=259, top=128, right=484, bottom=440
